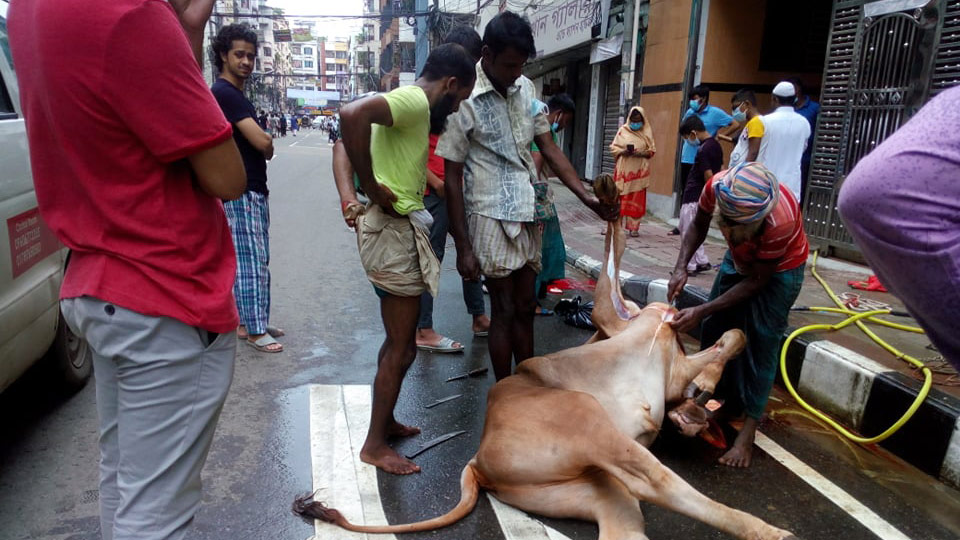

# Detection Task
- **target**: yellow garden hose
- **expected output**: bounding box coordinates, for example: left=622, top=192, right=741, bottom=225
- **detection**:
left=778, top=251, right=932, bottom=444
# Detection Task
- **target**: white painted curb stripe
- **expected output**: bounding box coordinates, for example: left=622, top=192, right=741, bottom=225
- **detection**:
left=941, top=418, right=960, bottom=488
left=647, top=279, right=670, bottom=304
left=571, top=252, right=634, bottom=283
left=487, top=494, right=573, bottom=540
left=798, top=341, right=883, bottom=431
left=309, top=385, right=397, bottom=540
left=754, top=432, right=912, bottom=540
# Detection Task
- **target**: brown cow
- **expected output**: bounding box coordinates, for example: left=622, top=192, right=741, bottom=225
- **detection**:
left=295, top=177, right=797, bottom=540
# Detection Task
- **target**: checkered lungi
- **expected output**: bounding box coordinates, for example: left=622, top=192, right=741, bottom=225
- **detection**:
left=224, top=191, right=270, bottom=335
left=468, top=214, right=541, bottom=279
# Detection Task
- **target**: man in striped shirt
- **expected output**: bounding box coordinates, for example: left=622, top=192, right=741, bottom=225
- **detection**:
left=667, top=162, right=808, bottom=469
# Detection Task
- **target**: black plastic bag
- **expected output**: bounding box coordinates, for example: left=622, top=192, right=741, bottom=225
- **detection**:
left=554, top=296, right=596, bottom=330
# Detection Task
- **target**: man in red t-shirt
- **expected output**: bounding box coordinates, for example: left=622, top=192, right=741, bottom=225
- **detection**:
left=667, top=162, right=807, bottom=470
left=9, top=1, right=245, bottom=538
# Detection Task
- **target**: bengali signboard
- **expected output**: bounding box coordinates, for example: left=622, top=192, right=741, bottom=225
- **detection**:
left=274, top=29, right=292, bottom=42
left=528, top=0, right=602, bottom=58
left=7, top=208, right=61, bottom=279
left=292, top=27, right=314, bottom=42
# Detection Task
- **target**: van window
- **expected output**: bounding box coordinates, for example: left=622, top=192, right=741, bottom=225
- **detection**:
left=0, top=1, right=14, bottom=115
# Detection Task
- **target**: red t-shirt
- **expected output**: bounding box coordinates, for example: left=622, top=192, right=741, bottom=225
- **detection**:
left=424, top=133, right=445, bottom=196
left=699, top=173, right=809, bottom=273
left=9, top=0, right=239, bottom=332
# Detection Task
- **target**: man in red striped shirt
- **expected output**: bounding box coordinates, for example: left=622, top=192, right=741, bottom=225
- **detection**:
left=668, top=162, right=808, bottom=469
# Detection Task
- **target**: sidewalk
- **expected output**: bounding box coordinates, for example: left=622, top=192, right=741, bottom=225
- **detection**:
left=550, top=179, right=960, bottom=489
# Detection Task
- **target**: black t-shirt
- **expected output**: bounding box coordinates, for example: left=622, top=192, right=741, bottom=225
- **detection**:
left=211, top=78, right=268, bottom=195
left=682, top=136, right=722, bottom=204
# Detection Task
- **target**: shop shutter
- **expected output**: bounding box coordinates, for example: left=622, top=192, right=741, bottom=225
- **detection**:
left=600, top=63, right=622, bottom=175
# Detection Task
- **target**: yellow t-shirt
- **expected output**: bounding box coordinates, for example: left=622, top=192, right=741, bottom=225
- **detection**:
left=745, top=115, right=765, bottom=138
left=370, top=85, right=429, bottom=215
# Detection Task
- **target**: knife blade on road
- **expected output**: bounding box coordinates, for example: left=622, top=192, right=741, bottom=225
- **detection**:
left=424, top=393, right=463, bottom=408
left=404, top=430, right=467, bottom=459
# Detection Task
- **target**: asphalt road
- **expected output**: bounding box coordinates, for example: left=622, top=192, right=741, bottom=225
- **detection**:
left=1, top=131, right=958, bottom=540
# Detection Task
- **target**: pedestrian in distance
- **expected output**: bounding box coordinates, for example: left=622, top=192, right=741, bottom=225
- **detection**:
left=838, top=85, right=960, bottom=372
left=668, top=162, right=808, bottom=469
left=721, top=89, right=765, bottom=169
left=610, top=106, right=656, bottom=237
left=339, top=43, right=477, bottom=475
left=787, top=77, right=820, bottom=201
left=677, top=115, right=720, bottom=275
left=530, top=93, right=576, bottom=314
left=279, top=113, right=287, bottom=137
left=416, top=25, right=490, bottom=353
left=210, top=24, right=285, bottom=353
left=757, top=81, right=811, bottom=202
left=437, top=11, right=619, bottom=381
left=8, top=0, right=247, bottom=538
left=680, top=85, right=734, bottom=203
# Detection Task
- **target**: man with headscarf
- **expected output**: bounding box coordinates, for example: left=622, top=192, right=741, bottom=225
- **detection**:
left=666, top=162, right=808, bottom=468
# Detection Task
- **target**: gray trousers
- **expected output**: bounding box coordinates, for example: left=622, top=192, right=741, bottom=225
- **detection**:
left=61, top=296, right=236, bottom=540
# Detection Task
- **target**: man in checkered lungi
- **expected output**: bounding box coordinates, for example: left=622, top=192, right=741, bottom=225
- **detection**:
left=211, top=24, right=284, bottom=353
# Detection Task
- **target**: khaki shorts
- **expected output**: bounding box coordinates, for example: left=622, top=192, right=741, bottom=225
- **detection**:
left=357, top=205, right=439, bottom=297
left=468, top=214, right=542, bottom=279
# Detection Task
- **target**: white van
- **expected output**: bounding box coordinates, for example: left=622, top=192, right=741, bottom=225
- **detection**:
left=0, top=1, right=91, bottom=394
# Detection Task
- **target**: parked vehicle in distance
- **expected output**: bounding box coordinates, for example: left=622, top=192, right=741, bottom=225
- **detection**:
left=0, top=1, right=91, bottom=394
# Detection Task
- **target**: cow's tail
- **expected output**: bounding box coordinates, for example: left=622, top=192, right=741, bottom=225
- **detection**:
left=293, top=460, right=481, bottom=534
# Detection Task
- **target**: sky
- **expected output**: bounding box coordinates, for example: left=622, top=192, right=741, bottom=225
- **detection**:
left=266, top=0, right=366, bottom=41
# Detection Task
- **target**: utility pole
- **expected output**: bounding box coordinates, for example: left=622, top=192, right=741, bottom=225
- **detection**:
left=415, top=0, right=429, bottom=76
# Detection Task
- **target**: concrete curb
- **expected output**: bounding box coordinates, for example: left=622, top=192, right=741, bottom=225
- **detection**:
left=564, top=244, right=960, bottom=489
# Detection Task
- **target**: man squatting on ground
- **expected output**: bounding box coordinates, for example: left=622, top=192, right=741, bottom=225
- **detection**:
left=668, top=162, right=809, bottom=468
left=9, top=0, right=247, bottom=538
left=339, top=44, right=477, bottom=475
left=210, top=24, right=286, bottom=353
left=437, top=11, right=619, bottom=381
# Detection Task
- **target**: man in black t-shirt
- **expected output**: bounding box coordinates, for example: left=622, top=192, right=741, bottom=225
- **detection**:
left=677, top=115, right=723, bottom=274
left=211, top=24, right=284, bottom=353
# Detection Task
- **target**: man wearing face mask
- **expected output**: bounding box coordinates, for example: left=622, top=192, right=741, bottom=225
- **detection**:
left=722, top=89, right=766, bottom=169
left=680, top=85, right=733, bottom=201
left=678, top=115, right=721, bottom=274
left=437, top=11, right=618, bottom=381
left=530, top=93, right=576, bottom=312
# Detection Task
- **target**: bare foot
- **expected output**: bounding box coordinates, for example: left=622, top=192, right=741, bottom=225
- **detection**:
left=719, top=416, right=757, bottom=468
left=360, top=444, right=421, bottom=475
left=386, top=421, right=421, bottom=438
left=472, top=314, right=490, bottom=335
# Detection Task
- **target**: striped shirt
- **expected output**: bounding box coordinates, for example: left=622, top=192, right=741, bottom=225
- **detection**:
left=699, top=173, right=809, bottom=273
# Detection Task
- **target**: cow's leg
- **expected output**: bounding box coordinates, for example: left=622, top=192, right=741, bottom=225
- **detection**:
left=665, top=328, right=746, bottom=402
left=598, top=434, right=795, bottom=540
left=492, top=472, right=649, bottom=540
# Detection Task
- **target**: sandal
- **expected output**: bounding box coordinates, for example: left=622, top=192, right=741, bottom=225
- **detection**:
left=238, top=325, right=285, bottom=340
left=417, top=336, right=464, bottom=353
left=247, top=333, right=283, bottom=353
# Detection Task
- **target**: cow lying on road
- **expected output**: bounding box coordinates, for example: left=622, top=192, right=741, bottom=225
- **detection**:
left=294, top=176, right=797, bottom=540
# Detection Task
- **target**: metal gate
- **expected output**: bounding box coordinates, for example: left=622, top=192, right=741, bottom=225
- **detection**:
left=601, top=62, right=623, bottom=175
left=804, top=0, right=960, bottom=251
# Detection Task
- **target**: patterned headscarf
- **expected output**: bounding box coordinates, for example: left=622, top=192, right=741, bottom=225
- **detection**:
left=714, top=162, right=780, bottom=224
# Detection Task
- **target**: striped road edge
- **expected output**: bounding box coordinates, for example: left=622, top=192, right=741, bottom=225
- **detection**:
left=309, top=384, right=397, bottom=540
left=487, top=494, right=573, bottom=540
left=563, top=244, right=960, bottom=489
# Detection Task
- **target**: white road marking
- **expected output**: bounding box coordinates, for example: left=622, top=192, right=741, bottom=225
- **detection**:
left=309, top=384, right=396, bottom=540
left=487, top=494, right=573, bottom=540
left=754, top=432, right=912, bottom=540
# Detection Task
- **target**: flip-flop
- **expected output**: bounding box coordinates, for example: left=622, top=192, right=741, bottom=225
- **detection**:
left=238, top=325, right=285, bottom=340
left=247, top=334, right=283, bottom=353
left=473, top=330, right=489, bottom=337
left=417, top=336, right=464, bottom=353
left=535, top=307, right=554, bottom=316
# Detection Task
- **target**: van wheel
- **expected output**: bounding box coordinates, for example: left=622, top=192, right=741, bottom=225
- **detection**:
left=45, top=311, right=92, bottom=392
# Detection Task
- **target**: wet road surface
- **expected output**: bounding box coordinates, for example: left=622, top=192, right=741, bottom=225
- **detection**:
left=1, top=132, right=958, bottom=540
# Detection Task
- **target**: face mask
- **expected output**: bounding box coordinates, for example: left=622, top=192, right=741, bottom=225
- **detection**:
left=551, top=121, right=560, bottom=132
left=629, top=121, right=644, bottom=131
left=732, top=105, right=747, bottom=123
left=689, top=99, right=700, bottom=110
left=687, top=136, right=701, bottom=147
